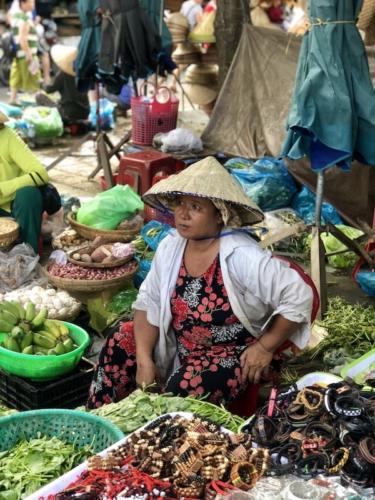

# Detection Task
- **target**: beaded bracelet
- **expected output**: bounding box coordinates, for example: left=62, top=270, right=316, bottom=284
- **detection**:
left=230, top=462, right=258, bottom=491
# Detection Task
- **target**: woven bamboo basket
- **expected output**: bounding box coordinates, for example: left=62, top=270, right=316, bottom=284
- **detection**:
left=67, top=246, right=134, bottom=269
left=67, top=213, right=143, bottom=243
left=42, top=261, right=139, bottom=294
left=0, top=219, right=19, bottom=248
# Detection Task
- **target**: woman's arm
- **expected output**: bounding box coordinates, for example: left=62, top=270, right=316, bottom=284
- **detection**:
left=0, top=128, right=48, bottom=198
left=134, top=309, right=160, bottom=386
left=240, top=315, right=300, bottom=384
left=19, top=19, right=32, bottom=62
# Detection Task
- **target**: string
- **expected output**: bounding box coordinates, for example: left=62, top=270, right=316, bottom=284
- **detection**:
left=308, top=18, right=356, bottom=28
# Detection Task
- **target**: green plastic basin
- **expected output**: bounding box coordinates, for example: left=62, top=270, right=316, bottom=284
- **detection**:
left=0, top=322, right=90, bottom=380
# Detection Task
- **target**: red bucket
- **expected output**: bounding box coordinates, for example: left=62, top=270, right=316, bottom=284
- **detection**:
left=131, top=84, right=179, bottom=146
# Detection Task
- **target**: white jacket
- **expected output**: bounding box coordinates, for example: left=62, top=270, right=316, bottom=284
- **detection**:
left=133, top=229, right=314, bottom=380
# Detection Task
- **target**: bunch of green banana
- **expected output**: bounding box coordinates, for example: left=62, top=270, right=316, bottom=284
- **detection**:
left=0, top=301, right=77, bottom=356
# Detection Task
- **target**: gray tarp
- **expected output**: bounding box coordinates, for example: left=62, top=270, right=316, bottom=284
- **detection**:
left=202, top=25, right=375, bottom=225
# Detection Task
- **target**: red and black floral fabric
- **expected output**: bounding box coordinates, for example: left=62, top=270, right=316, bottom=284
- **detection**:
left=87, top=256, right=290, bottom=409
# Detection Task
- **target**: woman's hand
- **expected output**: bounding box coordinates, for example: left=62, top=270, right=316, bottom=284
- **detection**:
left=240, top=342, right=273, bottom=385
left=136, top=358, right=157, bottom=387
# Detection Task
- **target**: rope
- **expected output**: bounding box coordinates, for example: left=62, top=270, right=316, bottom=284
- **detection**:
left=308, top=18, right=356, bottom=29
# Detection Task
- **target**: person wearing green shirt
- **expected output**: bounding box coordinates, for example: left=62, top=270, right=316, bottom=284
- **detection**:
left=0, top=110, right=49, bottom=253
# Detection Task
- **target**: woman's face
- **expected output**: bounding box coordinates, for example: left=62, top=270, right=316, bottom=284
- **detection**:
left=174, top=195, right=222, bottom=240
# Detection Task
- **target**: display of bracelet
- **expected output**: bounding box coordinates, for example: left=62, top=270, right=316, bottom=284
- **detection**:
left=245, top=381, right=375, bottom=490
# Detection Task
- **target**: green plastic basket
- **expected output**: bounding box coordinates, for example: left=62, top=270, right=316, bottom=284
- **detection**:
left=0, top=322, right=90, bottom=380
left=0, top=409, right=124, bottom=453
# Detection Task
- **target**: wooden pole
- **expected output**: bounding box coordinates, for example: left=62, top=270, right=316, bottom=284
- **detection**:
left=311, top=171, right=328, bottom=319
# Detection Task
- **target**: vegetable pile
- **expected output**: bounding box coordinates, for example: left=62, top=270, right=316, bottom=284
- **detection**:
left=69, top=236, right=134, bottom=266
left=309, top=297, right=375, bottom=359
left=0, top=301, right=76, bottom=355
left=85, top=389, right=244, bottom=433
left=0, top=436, right=94, bottom=499
left=48, top=259, right=138, bottom=280
left=53, top=229, right=87, bottom=252
left=0, top=286, right=80, bottom=320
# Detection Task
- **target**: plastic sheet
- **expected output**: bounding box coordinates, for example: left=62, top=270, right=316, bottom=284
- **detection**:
left=228, top=157, right=297, bottom=211
left=291, top=186, right=343, bottom=225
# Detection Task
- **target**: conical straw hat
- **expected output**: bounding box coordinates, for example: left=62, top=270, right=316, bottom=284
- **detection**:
left=143, top=156, right=264, bottom=226
left=0, top=110, right=9, bottom=124
left=51, top=44, right=77, bottom=76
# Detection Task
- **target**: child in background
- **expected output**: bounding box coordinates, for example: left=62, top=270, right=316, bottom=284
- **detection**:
left=9, top=0, right=40, bottom=105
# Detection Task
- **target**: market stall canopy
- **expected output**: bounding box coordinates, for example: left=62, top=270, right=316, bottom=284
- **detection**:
left=201, top=24, right=375, bottom=225
left=281, top=0, right=375, bottom=172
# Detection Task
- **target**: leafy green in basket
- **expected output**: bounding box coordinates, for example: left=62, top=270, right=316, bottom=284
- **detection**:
left=0, top=436, right=94, bottom=499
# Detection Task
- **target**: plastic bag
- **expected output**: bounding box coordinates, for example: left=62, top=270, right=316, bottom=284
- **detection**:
left=22, top=106, right=63, bottom=138
left=76, top=185, right=144, bottom=230
left=89, top=98, right=116, bottom=130
left=0, top=102, right=22, bottom=118
left=352, top=241, right=375, bottom=297
left=153, top=128, right=203, bottom=154
left=356, top=272, right=375, bottom=297
left=141, top=221, right=172, bottom=251
left=0, top=244, right=45, bottom=292
left=317, top=225, right=363, bottom=269
left=228, top=156, right=297, bottom=211
left=291, top=187, right=343, bottom=225
left=134, top=259, right=152, bottom=288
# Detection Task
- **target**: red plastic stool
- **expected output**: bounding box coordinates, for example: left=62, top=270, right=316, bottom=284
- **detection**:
left=118, top=150, right=176, bottom=195
left=228, top=257, right=320, bottom=418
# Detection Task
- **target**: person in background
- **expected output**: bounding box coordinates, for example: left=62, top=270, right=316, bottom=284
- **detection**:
left=36, top=44, right=90, bottom=125
left=7, top=0, right=51, bottom=87
left=8, top=0, right=40, bottom=106
left=0, top=110, right=52, bottom=253
left=180, top=0, right=203, bottom=30
left=87, top=157, right=313, bottom=409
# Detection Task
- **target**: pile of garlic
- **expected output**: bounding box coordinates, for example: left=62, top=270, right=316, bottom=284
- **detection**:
left=0, top=286, right=81, bottom=319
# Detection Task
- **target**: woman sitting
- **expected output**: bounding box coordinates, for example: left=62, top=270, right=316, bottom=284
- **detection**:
left=87, top=157, right=313, bottom=409
left=0, top=110, right=57, bottom=253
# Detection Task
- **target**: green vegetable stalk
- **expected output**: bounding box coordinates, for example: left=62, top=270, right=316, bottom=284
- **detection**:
left=309, top=297, right=375, bottom=359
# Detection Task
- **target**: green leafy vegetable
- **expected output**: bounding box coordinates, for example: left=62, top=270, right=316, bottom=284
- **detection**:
left=84, top=388, right=244, bottom=434
left=0, top=436, right=94, bottom=499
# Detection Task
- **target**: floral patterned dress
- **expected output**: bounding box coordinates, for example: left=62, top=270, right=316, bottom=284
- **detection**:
left=87, top=255, right=285, bottom=409
left=165, top=256, right=255, bottom=403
